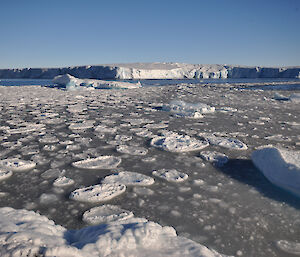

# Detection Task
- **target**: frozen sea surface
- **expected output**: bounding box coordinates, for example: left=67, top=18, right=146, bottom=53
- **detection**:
left=0, top=80, right=299, bottom=256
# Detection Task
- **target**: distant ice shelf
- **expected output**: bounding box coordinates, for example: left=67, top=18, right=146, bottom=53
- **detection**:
left=0, top=62, right=300, bottom=79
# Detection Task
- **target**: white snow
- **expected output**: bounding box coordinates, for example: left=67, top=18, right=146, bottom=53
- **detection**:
left=82, top=204, right=134, bottom=225
left=152, top=169, right=188, bottom=183
left=53, top=74, right=141, bottom=90
left=0, top=158, right=36, bottom=172
left=0, top=207, right=225, bottom=257
left=69, top=183, right=126, bottom=203
left=102, top=171, right=155, bottom=186
left=252, top=147, right=300, bottom=197
left=151, top=132, right=209, bottom=152
left=72, top=156, right=121, bottom=170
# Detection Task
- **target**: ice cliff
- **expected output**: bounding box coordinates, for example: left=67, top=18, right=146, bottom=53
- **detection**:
left=0, top=63, right=299, bottom=79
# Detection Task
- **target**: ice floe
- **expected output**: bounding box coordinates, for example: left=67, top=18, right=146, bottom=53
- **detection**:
left=82, top=204, right=134, bottom=225
left=72, top=156, right=121, bottom=170
left=200, top=151, right=229, bottom=167
left=0, top=158, right=36, bottom=172
left=152, top=169, right=188, bottom=183
left=0, top=169, right=13, bottom=181
left=53, top=176, right=75, bottom=187
left=199, top=133, right=248, bottom=150
left=102, top=171, right=155, bottom=186
left=151, top=132, right=209, bottom=152
left=163, top=100, right=215, bottom=118
left=69, top=183, right=126, bottom=203
left=0, top=207, right=225, bottom=257
left=252, top=147, right=300, bottom=197
left=276, top=240, right=300, bottom=255
left=116, top=145, right=148, bottom=156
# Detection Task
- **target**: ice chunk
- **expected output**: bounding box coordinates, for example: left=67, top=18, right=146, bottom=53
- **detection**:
left=200, top=151, right=229, bottom=167
left=252, top=147, right=300, bottom=197
left=53, top=74, right=141, bottom=90
left=0, top=207, right=225, bottom=257
left=276, top=240, right=300, bottom=255
left=53, top=176, right=75, bottom=187
left=0, top=158, right=36, bottom=172
left=102, top=171, right=155, bottom=186
left=72, top=156, right=121, bottom=170
left=199, top=133, right=248, bottom=150
left=151, top=133, right=209, bottom=152
left=82, top=205, right=134, bottom=225
left=116, top=145, right=148, bottom=156
left=69, top=183, right=126, bottom=203
left=39, top=193, right=59, bottom=205
left=152, top=169, right=188, bottom=183
left=163, top=100, right=215, bottom=118
left=0, top=169, right=13, bottom=181
left=289, top=93, right=300, bottom=103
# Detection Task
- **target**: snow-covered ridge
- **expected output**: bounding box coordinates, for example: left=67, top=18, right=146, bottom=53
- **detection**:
left=1, top=63, right=300, bottom=79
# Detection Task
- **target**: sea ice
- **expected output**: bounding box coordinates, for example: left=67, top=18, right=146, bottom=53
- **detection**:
left=0, top=169, right=13, bottom=181
left=276, top=240, right=300, bottom=255
left=0, top=158, right=36, bottom=172
left=152, top=169, right=188, bottom=183
left=53, top=176, right=75, bottom=187
left=102, top=171, right=155, bottom=186
left=200, top=151, right=229, bottom=167
left=116, top=145, right=148, bottom=156
left=0, top=207, right=225, bottom=257
left=69, top=183, right=126, bottom=203
left=199, top=133, right=248, bottom=150
left=82, top=204, right=134, bottom=225
left=151, top=132, right=209, bottom=152
left=72, top=156, right=121, bottom=170
left=252, top=147, right=300, bottom=197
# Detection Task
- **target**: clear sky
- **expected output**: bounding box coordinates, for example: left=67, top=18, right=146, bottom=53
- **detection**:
left=0, top=0, right=299, bottom=68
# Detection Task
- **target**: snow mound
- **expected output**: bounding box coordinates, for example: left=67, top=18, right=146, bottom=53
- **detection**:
left=116, top=145, right=148, bottom=156
left=53, top=74, right=141, bottom=90
left=72, top=156, right=121, bottom=170
left=0, top=207, right=226, bottom=257
left=152, top=169, right=188, bottom=183
left=252, top=147, right=300, bottom=197
left=151, top=133, right=209, bottom=152
left=163, top=100, right=215, bottom=118
left=199, top=134, right=248, bottom=150
left=53, top=176, right=75, bottom=187
left=0, top=158, right=36, bottom=172
left=0, top=169, right=13, bottom=181
left=200, top=151, right=229, bottom=167
left=69, top=183, right=126, bottom=203
left=102, top=171, right=155, bottom=186
left=82, top=205, right=134, bottom=225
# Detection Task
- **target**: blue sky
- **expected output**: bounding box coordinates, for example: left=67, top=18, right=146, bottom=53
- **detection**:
left=0, top=0, right=299, bottom=68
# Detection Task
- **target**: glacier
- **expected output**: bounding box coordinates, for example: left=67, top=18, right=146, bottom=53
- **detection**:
left=0, top=62, right=299, bottom=79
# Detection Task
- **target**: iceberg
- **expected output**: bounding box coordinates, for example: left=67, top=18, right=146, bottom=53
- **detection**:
left=52, top=74, right=141, bottom=90
left=252, top=147, right=300, bottom=197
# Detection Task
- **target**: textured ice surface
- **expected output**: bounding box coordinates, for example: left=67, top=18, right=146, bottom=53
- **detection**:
left=0, top=158, right=36, bottom=172
left=152, top=169, right=188, bottom=183
left=70, top=184, right=126, bottom=203
left=102, top=171, right=155, bottom=186
left=82, top=204, right=134, bottom=225
left=72, top=156, right=121, bottom=170
left=0, top=81, right=299, bottom=256
left=252, top=147, right=300, bottom=197
left=0, top=170, right=13, bottom=181
left=0, top=207, right=225, bottom=257
left=200, top=151, right=229, bottom=167
left=151, top=133, right=209, bottom=152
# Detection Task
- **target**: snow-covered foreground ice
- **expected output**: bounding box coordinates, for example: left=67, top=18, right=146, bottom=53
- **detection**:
left=0, top=207, right=226, bottom=257
left=0, top=81, right=299, bottom=256
left=252, top=147, right=300, bottom=197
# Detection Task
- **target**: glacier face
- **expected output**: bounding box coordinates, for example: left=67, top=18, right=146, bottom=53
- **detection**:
left=0, top=63, right=300, bottom=79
